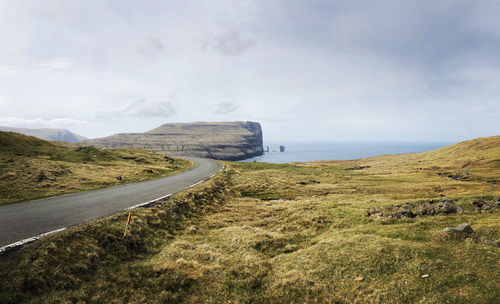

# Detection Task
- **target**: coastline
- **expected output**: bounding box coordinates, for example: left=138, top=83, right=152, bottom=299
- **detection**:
left=239, top=141, right=455, bottom=163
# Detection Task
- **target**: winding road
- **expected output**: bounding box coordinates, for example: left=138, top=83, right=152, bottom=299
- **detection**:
left=0, top=157, right=223, bottom=250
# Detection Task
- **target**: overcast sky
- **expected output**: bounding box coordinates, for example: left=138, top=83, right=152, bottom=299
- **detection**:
left=0, top=0, right=499, bottom=142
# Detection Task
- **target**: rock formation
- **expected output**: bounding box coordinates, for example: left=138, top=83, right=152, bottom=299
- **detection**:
left=83, top=121, right=264, bottom=161
left=367, top=196, right=500, bottom=219
left=0, top=126, right=86, bottom=143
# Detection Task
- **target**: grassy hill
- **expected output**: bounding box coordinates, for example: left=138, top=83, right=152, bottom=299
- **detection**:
left=0, top=126, right=86, bottom=142
left=0, top=135, right=498, bottom=303
left=0, top=131, right=193, bottom=205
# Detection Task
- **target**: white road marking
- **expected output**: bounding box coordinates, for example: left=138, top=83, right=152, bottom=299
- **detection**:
left=187, top=180, right=205, bottom=189
left=125, top=193, right=172, bottom=210
left=0, top=228, right=67, bottom=254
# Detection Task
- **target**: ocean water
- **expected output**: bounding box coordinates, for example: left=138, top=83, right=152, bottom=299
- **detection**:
left=240, top=142, right=454, bottom=163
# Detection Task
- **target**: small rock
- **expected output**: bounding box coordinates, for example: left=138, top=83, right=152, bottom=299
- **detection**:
left=472, top=199, right=485, bottom=208
left=355, top=276, right=365, bottom=281
left=397, top=204, right=414, bottom=218
left=455, top=206, right=464, bottom=213
left=455, top=223, right=474, bottom=233
left=421, top=274, right=429, bottom=278
left=417, top=203, right=435, bottom=217
left=440, top=201, right=456, bottom=214
left=442, top=222, right=474, bottom=235
left=367, top=207, right=380, bottom=216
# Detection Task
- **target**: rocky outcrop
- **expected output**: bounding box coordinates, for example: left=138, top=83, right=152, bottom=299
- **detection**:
left=0, top=126, right=86, bottom=143
left=441, top=223, right=499, bottom=246
left=367, top=196, right=500, bottom=219
left=83, top=121, right=264, bottom=161
left=471, top=197, right=500, bottom=211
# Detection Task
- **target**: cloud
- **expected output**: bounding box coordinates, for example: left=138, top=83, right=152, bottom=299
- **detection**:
left=148, top=38, right=164, bottom=51
left=0, top=117, right=87, bottom=128
left=0, top=1, right=499, bottom=141
left=37, top=59, right=72, bottom=70
left=202, top=28, right=256, bottom=56
left=0, top=65, right=19, bottom=77
left=116, top=98, right=177, bottom=118
left=214, top=101, right=239, bottom=115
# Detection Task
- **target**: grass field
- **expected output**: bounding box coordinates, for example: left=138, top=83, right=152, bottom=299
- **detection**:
left=0, top=135, right=498, bottom=303
left=0, top=131, right=193, bottom=205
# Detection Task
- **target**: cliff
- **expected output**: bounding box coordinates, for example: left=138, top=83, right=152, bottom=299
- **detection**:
left=83, top=121, right=264, bottom=161
left=0, top=126, right=86, bottom=143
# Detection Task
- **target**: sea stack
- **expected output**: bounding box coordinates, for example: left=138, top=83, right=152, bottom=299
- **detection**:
left=280, top=145, right=285, bottom=152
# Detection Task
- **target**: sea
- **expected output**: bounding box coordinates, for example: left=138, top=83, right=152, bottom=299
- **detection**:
left=239, top=142, right=454, bottom=163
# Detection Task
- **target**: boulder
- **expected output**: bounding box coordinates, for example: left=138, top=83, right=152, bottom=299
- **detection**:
left=366, top=197, right=494, bottom=220
left=366, top=206, right=382, bottom=216
left=472, top=199, right=485, bottom=208
left=439, top=201, right=457, bottom=214
left=472, top=198, right=500, bottom=210
left=396, top=204, right=414, bottom=218
left=454, top=223, right=474, bottom=233
left=442, top=223, right=474, bottom=235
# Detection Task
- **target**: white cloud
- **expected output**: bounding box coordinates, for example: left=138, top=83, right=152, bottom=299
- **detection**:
left=37, top=59, right=72, bottom=70
left=202, top=28, right=256, bottom=56
left=115, top=98, right=177, bottom=118
left=0, top=1, right=498, bottom=141
left=214, top=101, right=239, bottom=115
left=0, top=65, right=19, bottom=77
left=0, top=117, right=87, bottom=128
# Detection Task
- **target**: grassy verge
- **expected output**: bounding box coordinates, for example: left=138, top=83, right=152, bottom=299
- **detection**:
left=0, top=132, right=193, bottom=205
left=0, top=169, right=234, bottom=303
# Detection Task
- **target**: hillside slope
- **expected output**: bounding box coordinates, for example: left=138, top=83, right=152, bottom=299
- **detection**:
left=0, top=136, right=498, bottom=303
left=0, top=126, right=86, bottom=142
left=0, top=131, right=192, bottom=205
left=83, top=121, right=264, bottom=161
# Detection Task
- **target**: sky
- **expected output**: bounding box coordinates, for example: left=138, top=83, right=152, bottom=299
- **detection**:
left=0, top=0, right=499, bottom=142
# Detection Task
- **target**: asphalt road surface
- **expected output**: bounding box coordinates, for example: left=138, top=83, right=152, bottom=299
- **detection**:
left=0, top=157, right=223, bottom=249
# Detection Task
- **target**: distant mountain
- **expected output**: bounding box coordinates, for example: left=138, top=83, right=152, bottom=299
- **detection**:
left=0, top=126, right=87, bottom=143
left=83, top=121, right=264, bottom=161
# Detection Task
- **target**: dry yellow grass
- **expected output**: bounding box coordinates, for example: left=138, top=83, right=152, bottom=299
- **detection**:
left=0, top=132, right=193, bottom=205
left=0, top=135, right=498, bottom=303
left=142, top=136, right=499, bottom=303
